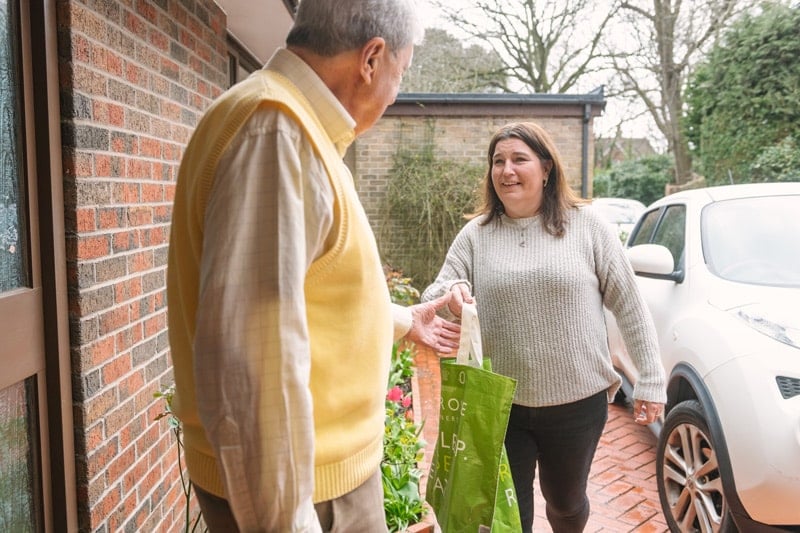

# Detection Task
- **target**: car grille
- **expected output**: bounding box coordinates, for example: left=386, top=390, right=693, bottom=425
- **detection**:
left=776, top=376, right=800, bottom=399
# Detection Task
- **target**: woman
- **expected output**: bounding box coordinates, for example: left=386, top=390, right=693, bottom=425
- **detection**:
left=422, top=122, right=666, bottom=532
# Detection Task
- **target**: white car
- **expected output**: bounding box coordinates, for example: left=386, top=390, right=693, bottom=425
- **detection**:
left=606, top=182, right=800, bottom=532
left=591, top=197, right=646, bottom=243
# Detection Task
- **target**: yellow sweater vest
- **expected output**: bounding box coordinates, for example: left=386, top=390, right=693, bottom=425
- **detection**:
left=167, top=69, right=393, bottom=503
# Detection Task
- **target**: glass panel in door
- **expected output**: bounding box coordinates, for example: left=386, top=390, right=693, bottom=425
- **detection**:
left=0, top=1, right=42, bottom=531
left=0, top=380, right=38, bottom=532
left=0, top=0, right=28, bottom=292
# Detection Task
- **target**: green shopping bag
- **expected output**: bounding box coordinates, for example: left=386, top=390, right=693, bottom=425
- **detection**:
left=426, top=303, right=521, bottom=532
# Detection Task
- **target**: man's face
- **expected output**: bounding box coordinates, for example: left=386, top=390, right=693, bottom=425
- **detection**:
left=354, top=45, right=413, bottom=135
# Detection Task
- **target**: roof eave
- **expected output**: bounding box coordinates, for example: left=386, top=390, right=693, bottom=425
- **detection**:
left=387, top=88, right=606, bottom=118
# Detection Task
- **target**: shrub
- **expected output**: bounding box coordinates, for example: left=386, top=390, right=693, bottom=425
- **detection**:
left=749, top=136, right=800, bottom=183
left=593, top=154, right=673, bottom=205
left=384, top=265, right=420, bottom=308
left=380, top=145, right=483, bottom=288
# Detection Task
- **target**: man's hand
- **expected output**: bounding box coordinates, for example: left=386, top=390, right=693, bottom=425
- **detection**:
left=405, top=293, right=461, bottom=354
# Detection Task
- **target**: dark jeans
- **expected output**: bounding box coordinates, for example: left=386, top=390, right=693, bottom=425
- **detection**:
left=505, top=390, right=608, bottom=533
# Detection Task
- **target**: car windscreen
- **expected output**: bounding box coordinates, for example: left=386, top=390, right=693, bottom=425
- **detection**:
left=702, top=194, right=800, bottom=287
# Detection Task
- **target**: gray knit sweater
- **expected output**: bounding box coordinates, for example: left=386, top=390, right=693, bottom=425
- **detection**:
left=422, top=206, right=666, bottom=407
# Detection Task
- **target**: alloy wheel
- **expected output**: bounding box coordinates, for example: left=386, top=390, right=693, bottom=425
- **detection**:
left=657, top=400, right=732, bottom=533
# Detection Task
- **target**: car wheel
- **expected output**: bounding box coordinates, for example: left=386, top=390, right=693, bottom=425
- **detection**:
left=656, top=400, right=736, bottom=533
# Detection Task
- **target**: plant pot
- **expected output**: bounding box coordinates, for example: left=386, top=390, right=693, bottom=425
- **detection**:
left=405, top=522, right=434, bottom=533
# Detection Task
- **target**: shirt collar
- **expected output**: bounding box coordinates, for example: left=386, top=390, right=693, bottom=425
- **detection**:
left=265, top=48, right=357, bottom=157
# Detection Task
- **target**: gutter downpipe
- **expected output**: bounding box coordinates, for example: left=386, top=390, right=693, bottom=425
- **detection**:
left=582, top=102, right=591, bottom=198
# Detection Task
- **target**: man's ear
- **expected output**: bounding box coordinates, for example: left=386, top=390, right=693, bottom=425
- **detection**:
left=360, top=37, right=386, bottom=84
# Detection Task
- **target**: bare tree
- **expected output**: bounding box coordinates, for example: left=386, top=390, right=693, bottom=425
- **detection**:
left=429, top=0, right=753, bottom=186
left=401, top=28, right=507, bottom=93
left=431, top=0, right=617, bottom=93
left=612, top=0, right=746, bottom=185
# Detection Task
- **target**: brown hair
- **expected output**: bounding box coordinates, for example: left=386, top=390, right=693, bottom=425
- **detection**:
left=472, top=122, right=585, bottom=237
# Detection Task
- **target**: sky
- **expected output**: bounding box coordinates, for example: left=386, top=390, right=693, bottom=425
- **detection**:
left=412, top=0, right=664, bottom=147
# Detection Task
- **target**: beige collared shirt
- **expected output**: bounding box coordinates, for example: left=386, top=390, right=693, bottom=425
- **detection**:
left=193, top=48, right=410, bottom=531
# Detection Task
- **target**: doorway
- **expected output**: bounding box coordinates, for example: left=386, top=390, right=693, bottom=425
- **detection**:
left=0, top=0, right=75, bottom=530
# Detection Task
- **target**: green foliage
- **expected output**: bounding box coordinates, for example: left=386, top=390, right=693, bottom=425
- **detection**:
left=383, top=343, right=426, bottom=532
left=383, top=272, right=426, bottom=530
left=381, top=142, right=483, bottom=288
left=592, top=155, right=673, bottom=206
left=388, top=340, right=416, bottom=391
left=684, top=3, right=800, bottom=184
left=384, top=265, right=420, bottom=308
left=750, top=136, right=800, bottom=182
left=401, top=28, right=506, bottom=93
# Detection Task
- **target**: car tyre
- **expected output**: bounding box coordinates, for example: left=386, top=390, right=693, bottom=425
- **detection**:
left=656, top=400, right=736, bottom=533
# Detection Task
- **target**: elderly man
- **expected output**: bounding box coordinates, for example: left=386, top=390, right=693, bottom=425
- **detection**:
left=167, top=0, right=458, bottom=531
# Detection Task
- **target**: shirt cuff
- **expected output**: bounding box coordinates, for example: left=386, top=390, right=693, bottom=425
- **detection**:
left=392, top=304, right=413, bottom=341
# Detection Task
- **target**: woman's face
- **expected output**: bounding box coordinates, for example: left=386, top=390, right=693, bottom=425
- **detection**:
left=491, top=137, right=551, bottom=218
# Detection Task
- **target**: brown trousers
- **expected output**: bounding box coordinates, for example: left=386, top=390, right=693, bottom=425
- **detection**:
left=193, top=468, right=388, bottom=532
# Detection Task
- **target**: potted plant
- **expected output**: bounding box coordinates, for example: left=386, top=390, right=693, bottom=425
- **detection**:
left=383, top=340, right=429, bottom=532
left=383, top=266, right=434, bottom=532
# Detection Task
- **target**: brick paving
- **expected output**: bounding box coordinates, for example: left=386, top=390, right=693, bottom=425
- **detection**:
left=411, top=345, right=668, bottom=533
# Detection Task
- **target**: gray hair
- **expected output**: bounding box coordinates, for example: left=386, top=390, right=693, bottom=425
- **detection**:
left=286, top=0, right=424, bottom=56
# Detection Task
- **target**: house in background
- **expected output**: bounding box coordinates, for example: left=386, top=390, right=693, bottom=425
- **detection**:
left=595, top=135, right=657, bottom=169
left=358, top=91, right=605, bottom=275
left=0, top=0, right=602, bottom=531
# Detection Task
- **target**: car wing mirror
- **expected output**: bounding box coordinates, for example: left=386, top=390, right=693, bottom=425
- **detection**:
left=627, top=244, right=684, bottom=283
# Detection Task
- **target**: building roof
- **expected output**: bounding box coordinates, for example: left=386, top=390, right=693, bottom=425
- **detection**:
left=386, top=87, right=606, bottom=117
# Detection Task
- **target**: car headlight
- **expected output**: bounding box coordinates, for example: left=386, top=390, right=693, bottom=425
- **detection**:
left=735, top=304, right=800, bottom=350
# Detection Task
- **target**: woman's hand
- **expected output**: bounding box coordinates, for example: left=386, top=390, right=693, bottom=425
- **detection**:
left=448, top=282, right=474, bottom=318
left=632, top=400, right=664, bottom=425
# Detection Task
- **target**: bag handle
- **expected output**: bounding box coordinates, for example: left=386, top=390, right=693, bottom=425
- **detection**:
left=457, top=302, right=483, bottom=368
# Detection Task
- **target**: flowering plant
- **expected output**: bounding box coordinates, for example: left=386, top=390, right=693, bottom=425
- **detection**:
left=384, top=264, right=420, bottom=307
left=382, top=265, right=427, bottom=530
left=382, top=342, right=426, bottom=531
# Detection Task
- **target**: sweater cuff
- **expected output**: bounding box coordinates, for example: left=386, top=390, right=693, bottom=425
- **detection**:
left=447, top=279, right=472, bottom=293
left=632, top=380, right=668, bottom=404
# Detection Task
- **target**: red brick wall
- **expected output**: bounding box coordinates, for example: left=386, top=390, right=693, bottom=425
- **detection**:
left=356, top=115, right=592, bottom=226
left=57, top=0, right=227, bottom=530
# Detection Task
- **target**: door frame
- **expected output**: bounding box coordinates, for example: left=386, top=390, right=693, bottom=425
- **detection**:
left=0, top=0, right=77, bottom=530
left=32, top=0, right=77, bottom=527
